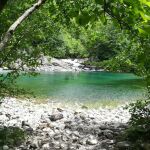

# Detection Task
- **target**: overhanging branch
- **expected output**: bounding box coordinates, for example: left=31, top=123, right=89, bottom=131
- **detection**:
left=0, top=0, right=46, bottom=52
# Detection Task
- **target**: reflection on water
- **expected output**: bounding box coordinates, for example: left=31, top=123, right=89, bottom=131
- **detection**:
left=17, top=72, right=146, bottom=102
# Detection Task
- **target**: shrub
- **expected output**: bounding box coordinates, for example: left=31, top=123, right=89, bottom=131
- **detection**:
left=125, top=99, right=150, bottom=147
left=0, top=126, right=25, bottom=148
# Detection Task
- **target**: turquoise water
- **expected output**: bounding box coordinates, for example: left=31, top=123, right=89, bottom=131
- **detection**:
left=17, top=72, right=146, bottom=103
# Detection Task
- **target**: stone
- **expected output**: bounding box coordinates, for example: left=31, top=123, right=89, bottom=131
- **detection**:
left=60, top=143, right=68, bottom=150
left=3, top=145, right=9, bottom=150
left=42, top=127, right=51, bottom=132
left=42, top=143, right=50, bottom=150
left=22, top=121, right=30, bottom=127
left=52, top=141, right=60, bottom=149
left=79, top=138, right=87, bottom=145
left=86, top=138, right=98, bottom=145
left=103, top=129, right=113, bottom=139
left=116, top=141, right=130, bottom=149
left=101, top=139, right=115, bottom=148
left=40, top=138, right=50, bottom=145
left=19, top=145, right=27, bottom=150
left=3, top=67, right=8, bottom=70
left=5, top=113, right=11, bottom=118
left=57, top=108, right=64, bottom=112
left=24, top=127, right=34, bottom=134
left=54, top=134, right=62, bottom=140
left=105, top=132, right=113, bottom=139
left=81, top=105, right=88, bottom=109
left=100, top=125, right=108, bottom=130
left=29, top=143, right=38, bottom=149
left=0, top=98, right=131, bottom=150
left=49, top=113, right=63, bottom=121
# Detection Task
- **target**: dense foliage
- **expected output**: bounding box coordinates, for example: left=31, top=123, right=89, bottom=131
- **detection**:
left=0, top=0, right=150, bottom=148
left=0, top=0, right=149, bottom=94
left=120, top=99, right=150, bottom=149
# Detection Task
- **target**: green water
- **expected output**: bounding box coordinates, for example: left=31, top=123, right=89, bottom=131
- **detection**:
left=17, top=72, right=146, bottom=103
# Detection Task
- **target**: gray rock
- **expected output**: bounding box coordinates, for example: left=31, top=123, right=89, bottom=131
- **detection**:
left=19, top=145, right=27, bottom=150
left=101, top=139, right=115, bottom=148
left=54, top=134, right=62, bottom=140
left=100, top=124, right=108, bottom=130
left=29, top=143, right=38, bottom=149
left=0, top=98, right=131, bottom=150
left=103, top=129, right=114, bottom=139
left=52, top=141, right=60, bottom=149
left=3, top=145, right=9, bottom=150
left=49, top=113, right=63, bottom=121
left=24, top=127, right=34, bottom=134
left=29, top=139, right=39, bottom=149
left=40, top=138, right=50, bottom=146
left=42, top=143, right=50, bottom=150
left=60, top=143, right=68, bottom=150
left=116, top=141, right=130, bottom=149
left=22, top=121, right=30, bottom=127
left=86, top=138, right=98, bottom=145
left=57, top=108, right=64, bottom=112
left=79, top=138, right=87, bottom=145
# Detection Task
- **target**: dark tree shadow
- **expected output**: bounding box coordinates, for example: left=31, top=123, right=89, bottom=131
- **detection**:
left=0, top=126, right=25, bottom=149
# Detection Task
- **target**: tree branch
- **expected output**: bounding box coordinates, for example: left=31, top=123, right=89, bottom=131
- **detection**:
left=0, top=0, right=46, bottom=52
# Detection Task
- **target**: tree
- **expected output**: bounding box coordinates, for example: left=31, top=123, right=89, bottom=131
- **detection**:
left=0, top=0, right=150, bottom=98
left=0, top=0, right=48, bottom=97
left=0, top=0, right=46, bottom=52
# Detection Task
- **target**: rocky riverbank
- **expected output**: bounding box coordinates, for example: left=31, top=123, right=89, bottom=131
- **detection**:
left=0, top=98, right=132, bottom=150
left=34, top=57, right=104, bottom=72
left=1, top=57, right=103, bottom=72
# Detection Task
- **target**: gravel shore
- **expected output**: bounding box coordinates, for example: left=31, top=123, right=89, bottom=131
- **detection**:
left=0, top=98, right=132, bottom=150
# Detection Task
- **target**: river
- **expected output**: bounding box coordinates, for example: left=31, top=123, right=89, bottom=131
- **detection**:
left=16, top=72, right=146, bottom=104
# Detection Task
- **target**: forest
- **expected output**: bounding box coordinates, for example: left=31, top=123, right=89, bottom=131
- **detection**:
left=0, top=0, right=150, bottom=150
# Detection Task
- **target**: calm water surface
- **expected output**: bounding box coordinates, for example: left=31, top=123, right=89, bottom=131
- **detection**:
left=17, top=72, right=146, bottom=103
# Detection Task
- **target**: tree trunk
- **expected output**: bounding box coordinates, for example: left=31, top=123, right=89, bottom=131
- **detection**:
left=0, top=0, right=46, bottom=52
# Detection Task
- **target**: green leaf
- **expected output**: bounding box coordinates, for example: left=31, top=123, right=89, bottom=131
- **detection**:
left=143, top=25, right=150, bottom=33
left=138, top=28, right=147, bottom=35
left=140, top=0, right=150, bottom=7
left=76, top=12, right=90, bottom=26
left=69, top=10, right=79, bottom=18
left=95, top=0, right=104, bottom=5
left=100, top=14, right=107, bottom=25
left=140, top=11, right=150, bottom=21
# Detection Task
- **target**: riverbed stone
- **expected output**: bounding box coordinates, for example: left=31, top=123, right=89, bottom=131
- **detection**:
left=49, top=113, right=63, bottom=121
left=116, top=141, right=131, bottom=149
left=86, top=138, right=98, bottom=145
left=42, top=143, right=50, bottom=150
left=0, top=98, right=131, bottom=150
left=3, top=145, right=9, bottom=150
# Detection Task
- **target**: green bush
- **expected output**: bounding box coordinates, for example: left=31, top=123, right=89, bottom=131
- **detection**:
left=0, top=126, right=26, bottom=148
left=125, top=99, right=150, bottom=147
